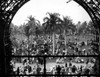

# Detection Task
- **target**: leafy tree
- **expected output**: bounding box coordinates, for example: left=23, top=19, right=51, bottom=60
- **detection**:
left=10, top=23, right=19, bottom=36
left=76, top=21, right=97, bottom=36
left=42, top=12, right=63, bottom=55
left=77, top=21, right=97, bottom=35
left=10, top=23, right=23, bottom=55
left=62, top=16, right=76, bottom=46
left=77, top=21, right=88, bottom=35
left=18, top=23, right=26, bottom=35
left=24, top=15, right=41, bottom=38
left=86, top=21, right=96, bottom=35
left=23, top=15, right=41, bottom=55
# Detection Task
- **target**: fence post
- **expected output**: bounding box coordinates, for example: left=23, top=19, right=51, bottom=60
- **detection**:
left=44, top=56, right=46, bottom=77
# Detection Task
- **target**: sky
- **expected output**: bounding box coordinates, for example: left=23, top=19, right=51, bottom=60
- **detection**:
left=12, top=0, right=91, bottom=26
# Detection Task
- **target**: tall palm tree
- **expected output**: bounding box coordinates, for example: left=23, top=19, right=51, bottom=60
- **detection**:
left=62, top=16, right=76, bottom=47
left=25, top=15, right=41, bottom=38
left=42, top=12, right=63, bottom=55
left=24, top=15, right=41, bottom=55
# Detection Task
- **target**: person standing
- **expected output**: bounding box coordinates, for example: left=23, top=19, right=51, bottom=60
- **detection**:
left=16, top=67, right=20, bottom=75
left=56, top=65, right=61, bottom=77
left=36, top=64, right=41, bottom=77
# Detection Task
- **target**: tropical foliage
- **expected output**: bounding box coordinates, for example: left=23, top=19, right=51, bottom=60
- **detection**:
left=42, top=12, right=63, bottom=55
left=62, top=16, right=76, bottom=46
left=10, top=12, right=96, bottom=55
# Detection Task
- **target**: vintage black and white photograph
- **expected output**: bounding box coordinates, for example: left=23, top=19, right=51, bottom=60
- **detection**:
left=0, top=0, right=100, bottom=77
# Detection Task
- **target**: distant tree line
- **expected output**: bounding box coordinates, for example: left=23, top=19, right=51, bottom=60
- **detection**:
left=10, top=12, right=96, bottom=55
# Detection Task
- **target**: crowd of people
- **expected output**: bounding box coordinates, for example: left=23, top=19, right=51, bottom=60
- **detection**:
left=10, top=56, right=97, bottom=76
left=12, top=34, right=99, bottom=56
left=46, top=57, right=96, bottom=75
left=59, top=39, right=98, bottom=56
left=10, top=34, right=99, bottom=76
left=11, top=58, right=44, bottom=75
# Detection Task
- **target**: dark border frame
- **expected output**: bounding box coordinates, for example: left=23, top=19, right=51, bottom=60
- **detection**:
left=0, top=0, right=100, bottom=77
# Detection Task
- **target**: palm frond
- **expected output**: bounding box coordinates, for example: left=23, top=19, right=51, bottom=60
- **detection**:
left=43, top=17, right=49, bottom=22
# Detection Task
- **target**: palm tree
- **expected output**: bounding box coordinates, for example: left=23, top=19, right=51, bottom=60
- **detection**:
left=42, top=12, right=63, bottom=55
left=62, top=16, right=76, bottom=47
left=25, top=15, right=41, bottom=38
left=24, top=15, right=41, bottom=55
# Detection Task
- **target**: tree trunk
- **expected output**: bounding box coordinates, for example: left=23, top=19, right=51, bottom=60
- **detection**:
left=28, top=36, right=30, bottom=61
left=52, top=33, right=55, bottom=55
left=99, top=29, right=100, bottom=53
left=64, top=30, right=67, bottom=47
